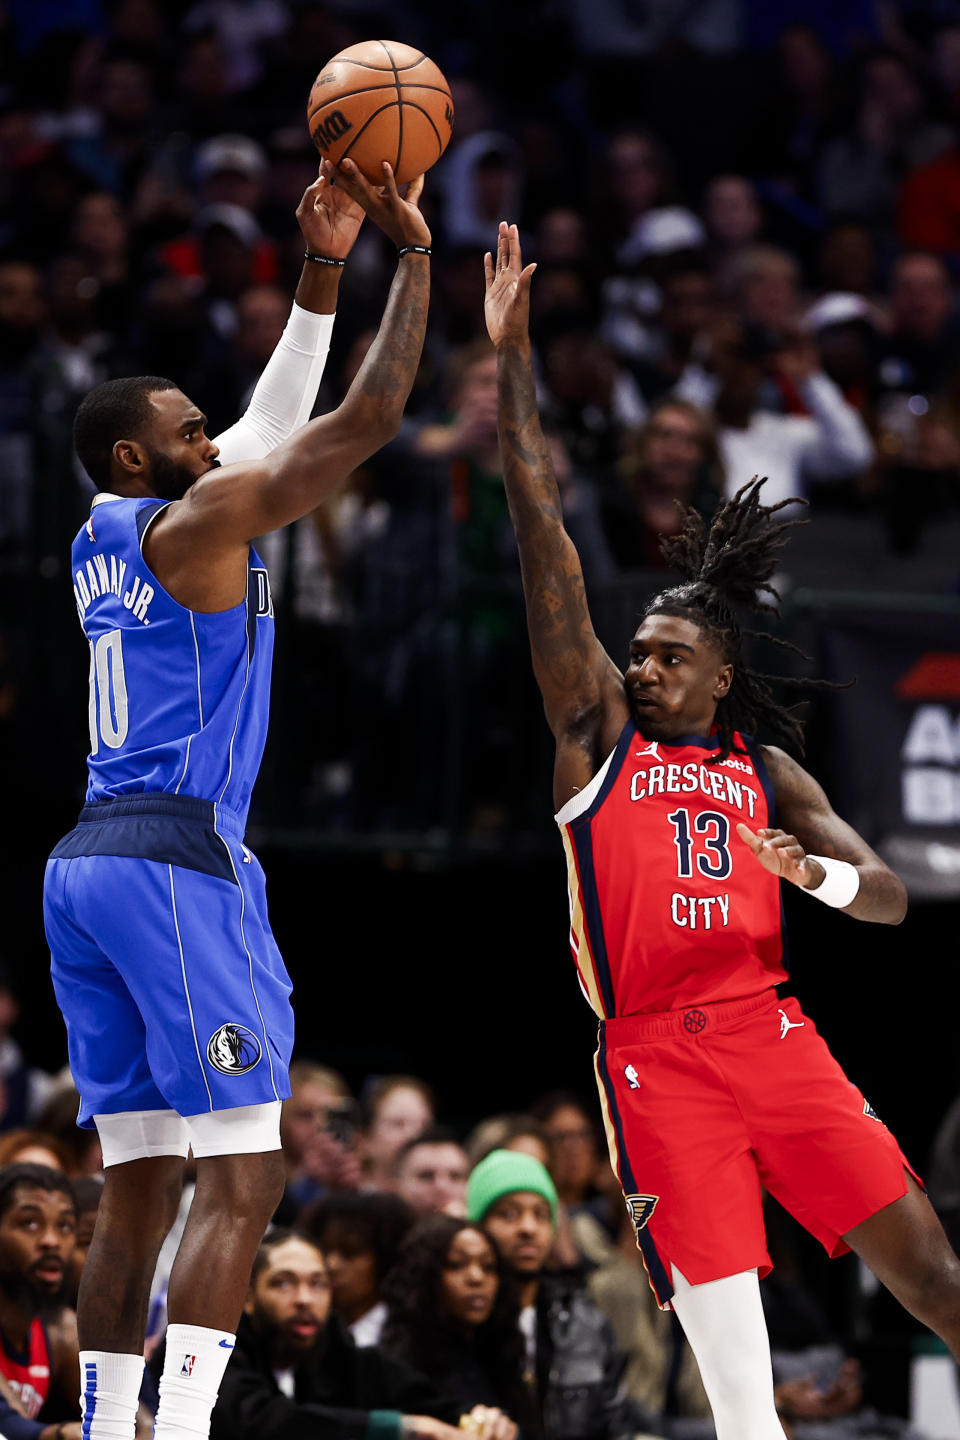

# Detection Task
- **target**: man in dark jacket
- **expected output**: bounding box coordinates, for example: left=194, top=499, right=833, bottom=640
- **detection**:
left=208, top=1231, right=466, bottom=1440
left=467, top=1150, right=648, bottom=1440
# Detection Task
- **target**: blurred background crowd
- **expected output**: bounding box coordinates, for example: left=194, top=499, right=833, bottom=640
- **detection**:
left=3, top=0, right=960, bottom=836
left=2, top=2, right=960, bottom=1437
left=6, top=1049, right=960, bottom=1438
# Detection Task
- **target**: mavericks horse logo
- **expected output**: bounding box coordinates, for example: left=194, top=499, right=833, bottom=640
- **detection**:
left=207, top=1023, right=262, bottom=1076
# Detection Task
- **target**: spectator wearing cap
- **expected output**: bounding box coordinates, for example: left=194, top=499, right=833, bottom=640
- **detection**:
left=467, top=1150, right=644, bottom=1440
left=195, top=133, right=268, bottom=215
left=602, top=207, right=708, bottom=378
left=159, top=204, right=278, bottom=338
left=803, top=293, right=880, bottom=419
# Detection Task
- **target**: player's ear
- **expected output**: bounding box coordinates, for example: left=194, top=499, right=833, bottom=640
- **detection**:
left=112, top=438, right=146, bottom=479
left=714, top=662, right=733, bottom=702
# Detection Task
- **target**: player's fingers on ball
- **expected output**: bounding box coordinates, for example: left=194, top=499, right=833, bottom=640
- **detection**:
left=380, top=160, right=401, bottom=200
left=406, top=173, right=425, bottom=205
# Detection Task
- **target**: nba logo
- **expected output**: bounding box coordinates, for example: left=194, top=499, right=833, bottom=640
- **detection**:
left=180, top=1355, right=196, bottom=1378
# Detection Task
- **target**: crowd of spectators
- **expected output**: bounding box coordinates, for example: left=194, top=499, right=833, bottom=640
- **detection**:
left=3, top=2, right=960, bottom=833
left=0, top=1052, right=946, bottom=1438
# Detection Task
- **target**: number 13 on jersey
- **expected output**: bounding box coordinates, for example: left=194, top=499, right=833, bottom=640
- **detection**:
left=667, top=807, right=732, bottom=931
left=88, top=629, right=129, bottom=752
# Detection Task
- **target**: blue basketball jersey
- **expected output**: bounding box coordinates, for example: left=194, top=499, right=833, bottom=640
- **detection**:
left=73, top=493, right=274, bottom=824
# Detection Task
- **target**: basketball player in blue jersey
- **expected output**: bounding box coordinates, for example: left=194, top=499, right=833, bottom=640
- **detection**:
left=42, top=158, right=432, bottom=1440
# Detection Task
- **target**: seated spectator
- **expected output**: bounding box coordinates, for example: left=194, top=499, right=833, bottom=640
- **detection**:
left=0, top=965, right=55, bottom=1130
left=299, top=1191, right=414, bottom=1347
left=392, top=1129, right=470, bottom=1220
left=703, top=174, right=765, bottom=268
left=0, top=1133, right=71, bottom=1173
left=359, top=1076, right=436, bottom=1191
left=604, top=399, right=722, bottom=569
left=572, top=1198, right=711, bottom=1431
left=819, top=48, right=952, bottom=232
left=32, top=1089, right=100, bottom=1178
left=467, top=1150, right=644, bottom=1440
left=278, top=1061, right=362, bottom=1221
left=762, top=1207, right=925, bottom=1439
left=208, top=1231, right=465, bottom=1440
left=464, top=1114, right=551, bottom=1169
left=681, top=316, right=875, bottom=508
left=530, top=1092, right=615, bottom=1225
left=724, top=244, right=803, bottom=342
left=0, top=1163, right=80, bottom=1431
left=873, top=252, right=959, bottom=438
left=381, top=1214, right=537, bottom=1436
left=65, top=1177, right=102, bottom=1310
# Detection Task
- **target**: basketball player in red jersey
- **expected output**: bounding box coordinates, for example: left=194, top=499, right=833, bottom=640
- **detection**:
left=484, top=223, right=960, bottom=1440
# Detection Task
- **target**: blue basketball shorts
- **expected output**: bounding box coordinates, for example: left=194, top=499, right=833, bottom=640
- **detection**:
left=44, top=794, right=294, bottom=1128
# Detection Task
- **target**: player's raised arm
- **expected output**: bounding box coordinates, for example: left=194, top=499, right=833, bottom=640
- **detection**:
left=212, top=159, right=364, bottom=464
left=144, top=160, right=429, bottom=598
left=485, top=223, right=628, bottom=799
left=736, top=746, right=908, bottom=924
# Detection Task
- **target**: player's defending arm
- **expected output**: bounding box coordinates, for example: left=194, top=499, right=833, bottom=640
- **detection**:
left=146, top=160, right=430, bottom=607
left=736, top=747, right=908, bottom=924
left=485, top=223, right=628, bottom=806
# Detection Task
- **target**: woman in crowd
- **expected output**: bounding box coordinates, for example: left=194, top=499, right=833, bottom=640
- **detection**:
left=381, top=1215, right=538, bottom=1436
left=300, top=1191, right=414, bottom=1347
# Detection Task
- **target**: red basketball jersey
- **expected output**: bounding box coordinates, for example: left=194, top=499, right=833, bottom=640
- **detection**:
left=0, top=1315, right=51, bottom=1418
left=557, top=720, right=787, bottom=1017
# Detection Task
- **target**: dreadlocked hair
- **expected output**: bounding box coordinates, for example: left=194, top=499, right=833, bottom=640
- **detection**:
left=645, top=477, right=838, bottom=762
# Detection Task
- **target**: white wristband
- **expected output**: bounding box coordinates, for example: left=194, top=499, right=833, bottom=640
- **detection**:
left=805, top=855, right=860, bottom=909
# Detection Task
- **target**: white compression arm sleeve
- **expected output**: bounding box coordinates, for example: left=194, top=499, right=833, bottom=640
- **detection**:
left=212, top=302, right=335, bottom=465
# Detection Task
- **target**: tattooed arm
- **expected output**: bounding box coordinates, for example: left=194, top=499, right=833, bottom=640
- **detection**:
left=485, top=223, right=628, bottom=808
left=144, top=159, right=431, bottom=612
left=735, top=745, right=908, bottom=924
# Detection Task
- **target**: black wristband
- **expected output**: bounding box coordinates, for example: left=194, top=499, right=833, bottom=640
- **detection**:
left=397, top=244, right=431, bottom=258
left=304, top=251, right=346, bottom=267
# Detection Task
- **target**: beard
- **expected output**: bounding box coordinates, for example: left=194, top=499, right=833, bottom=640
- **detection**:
left=149, top=453, right=220, bottom=502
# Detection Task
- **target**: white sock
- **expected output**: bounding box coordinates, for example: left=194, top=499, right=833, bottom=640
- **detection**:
left=670, top=1266, right=787, bottom=1440
left=153, top=1323, right=237, bottom=1440
left=78, top=1351, right=144, bottom=1440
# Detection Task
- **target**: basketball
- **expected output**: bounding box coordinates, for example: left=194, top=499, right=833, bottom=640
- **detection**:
left=307, top=40, right=454, bottom=186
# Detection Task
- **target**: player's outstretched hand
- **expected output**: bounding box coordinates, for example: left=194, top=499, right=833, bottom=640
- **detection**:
left=297, top=159, right=365, bottom=260
left=736, top=823, right=826, bottom=890
left=330, top=158, right=430, bottom=250
left=484, top=221, right=536, bottom=349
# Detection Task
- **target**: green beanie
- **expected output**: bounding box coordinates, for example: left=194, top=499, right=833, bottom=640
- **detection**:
left=466, top=1148, right=559, bottom=1225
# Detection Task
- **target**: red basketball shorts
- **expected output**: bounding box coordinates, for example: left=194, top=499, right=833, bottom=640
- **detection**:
left=594, top=990, right=920, bottom=1307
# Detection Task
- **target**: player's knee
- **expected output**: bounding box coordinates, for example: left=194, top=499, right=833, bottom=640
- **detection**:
left=908, top=1250, right=960, bottom=1332
left=196, top=1148, right=285, bottom=1218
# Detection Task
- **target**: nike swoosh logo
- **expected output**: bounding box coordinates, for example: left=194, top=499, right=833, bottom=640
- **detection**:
left=219, top=1340, right=235, bottom=1350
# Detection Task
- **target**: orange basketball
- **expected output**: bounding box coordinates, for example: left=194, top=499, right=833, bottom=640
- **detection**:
left=307, top=40, right=454, bottom=185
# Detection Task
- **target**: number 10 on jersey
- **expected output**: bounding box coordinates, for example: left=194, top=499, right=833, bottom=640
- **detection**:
left=88, top=629, right=129, bottom=752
